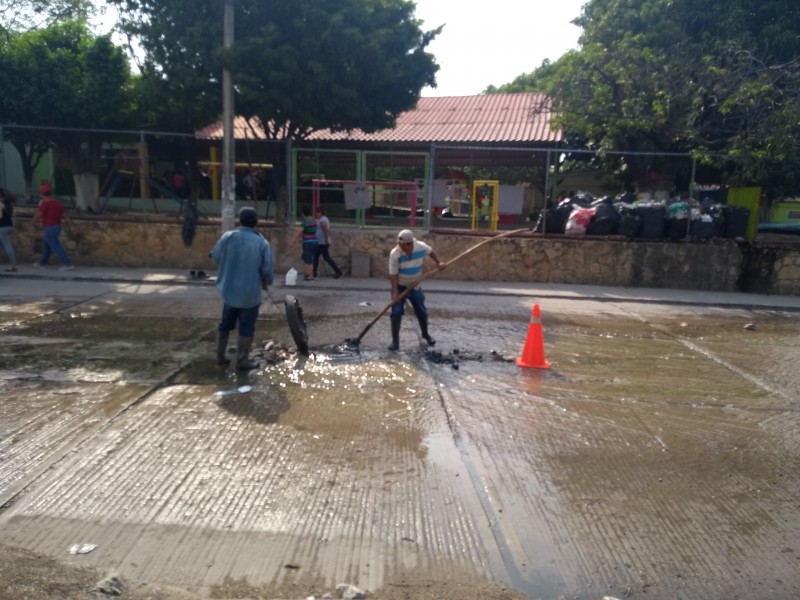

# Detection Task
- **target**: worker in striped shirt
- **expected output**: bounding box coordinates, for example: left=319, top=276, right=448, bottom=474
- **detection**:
left=387, top=229, right=446, bottom=351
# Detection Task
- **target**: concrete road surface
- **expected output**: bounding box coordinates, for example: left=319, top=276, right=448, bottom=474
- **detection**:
left=1, top=267, right=799, bottom=600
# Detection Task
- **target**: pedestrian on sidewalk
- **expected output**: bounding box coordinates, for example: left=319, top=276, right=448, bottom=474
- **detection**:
left=292, top=206, right=317, bottom=281
left=387, top=229, right=446, bottom=351
left=32, top=182, right=76, bottom=271
left=313, top=207, right=343, bottom=279
left=209, top=207, right=273, bottom=371
left=0, top=188, right=18, bottom=272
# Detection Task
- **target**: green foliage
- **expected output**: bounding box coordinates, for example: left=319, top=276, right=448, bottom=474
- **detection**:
left=0, top=19, right=132, bottom=129
left=491, top=0, right=800, bottom=195
left=0, top=0, right=92, bottom=34
left=110, top=0, right=440, bottom=138
left=0, top=19, right=133, bottom=195
left=485, top=59, right=560, bottom=94
left=111, top=0, right=223, bottom=132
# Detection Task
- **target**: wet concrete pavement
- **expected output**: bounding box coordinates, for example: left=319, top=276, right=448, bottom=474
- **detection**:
left=1, top=266, right=799, bottom=599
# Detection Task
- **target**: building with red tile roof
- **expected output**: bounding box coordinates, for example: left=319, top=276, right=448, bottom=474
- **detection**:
left=195, top=93, right=564, bottom=226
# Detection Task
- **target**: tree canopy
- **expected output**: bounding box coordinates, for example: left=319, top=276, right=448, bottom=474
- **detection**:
left=0, top=0, right=92, bottom=34
left=0, top=19, right=133, bottom=204
left=494, top=0, right=800, bottom=196
left=110, top=0, right=441, bottom=138
left=231, top=0, right=440, bottom=139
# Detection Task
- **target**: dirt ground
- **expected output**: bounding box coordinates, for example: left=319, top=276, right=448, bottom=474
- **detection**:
left=0, top=542, right=531, bottom=600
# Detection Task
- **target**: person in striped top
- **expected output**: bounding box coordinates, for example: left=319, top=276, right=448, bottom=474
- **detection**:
left=387, top=229, right=446, bottom=351
left=292, top=207, right=318, bottom=281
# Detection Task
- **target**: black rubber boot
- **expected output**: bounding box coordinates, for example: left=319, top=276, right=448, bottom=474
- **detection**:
left=417, top=314, right=436, bottom=346
left=216, top=330, right=231, bottom=367
left=235, top=336, right=260, bottom=370
left=388, top=317, right=401, bottom=351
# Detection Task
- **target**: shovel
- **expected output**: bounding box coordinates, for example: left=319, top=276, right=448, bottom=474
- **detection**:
left=345, top=228, right=529, bottom=348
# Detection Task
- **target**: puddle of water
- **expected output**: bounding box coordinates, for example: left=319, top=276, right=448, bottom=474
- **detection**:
left=7, top=314, right=215, bottom=343
left=416, top=312, right=800, bottom=599
left=4, top=305, right=799, bottom=599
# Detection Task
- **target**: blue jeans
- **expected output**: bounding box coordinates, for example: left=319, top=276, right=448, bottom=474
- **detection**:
left=313, top=244, right=342, bottom=276
left=390, top=285, right=427, bottom=320
left=218, top=303, right=260, bottom=337
left=0, top=226, right=16, bottom=265
left=39, top=225, right=73, bottom=266
left=301, top=243, right=316, bottom=265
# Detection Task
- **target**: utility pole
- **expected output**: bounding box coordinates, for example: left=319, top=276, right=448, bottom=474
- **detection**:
left=221, top=0, right=236, bottom=231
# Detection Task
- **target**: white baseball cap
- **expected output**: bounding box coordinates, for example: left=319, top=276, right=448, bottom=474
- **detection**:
left=397, top=229, right=415, bottom=243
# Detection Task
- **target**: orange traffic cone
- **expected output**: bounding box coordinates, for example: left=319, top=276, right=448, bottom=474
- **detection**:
left=517, top=304, right=551, bottom=369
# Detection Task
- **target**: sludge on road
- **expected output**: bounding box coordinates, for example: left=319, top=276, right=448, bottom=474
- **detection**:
left=0, top=280, right=798, bottom=600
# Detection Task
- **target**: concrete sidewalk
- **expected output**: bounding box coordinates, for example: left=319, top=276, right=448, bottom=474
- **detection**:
left=2, top=264, right=799, bottom=311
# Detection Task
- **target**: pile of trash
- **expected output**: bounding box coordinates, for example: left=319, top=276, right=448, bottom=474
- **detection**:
left=534, top=190, right=750, bottom=241
left=424, top=348, right=514, bottom=369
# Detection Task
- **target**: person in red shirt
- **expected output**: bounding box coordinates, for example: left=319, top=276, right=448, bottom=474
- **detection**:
left=32, top=182, right=76, bottom=271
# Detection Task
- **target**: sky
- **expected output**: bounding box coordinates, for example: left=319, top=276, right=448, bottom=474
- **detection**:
left=93, top=1, right=586, bottom=97
left=413, top=0, right=586, bottom=97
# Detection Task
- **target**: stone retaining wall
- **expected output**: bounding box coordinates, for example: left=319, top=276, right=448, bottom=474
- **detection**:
left=8, top=213, right=800, bottom=295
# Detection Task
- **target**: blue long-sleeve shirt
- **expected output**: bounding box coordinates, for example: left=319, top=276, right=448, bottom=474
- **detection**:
left=210, top=227, right=273, bottom=308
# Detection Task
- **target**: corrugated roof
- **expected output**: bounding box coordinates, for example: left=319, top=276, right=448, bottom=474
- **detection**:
left=196, top=93, right=562, bottom=145
left=195, top=116, right=267, bottom=141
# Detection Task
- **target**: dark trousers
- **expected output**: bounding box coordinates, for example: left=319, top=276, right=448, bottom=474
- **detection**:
left=313, top=244, right=342, bottom=276
left=218, top=304, right=259, bottom=337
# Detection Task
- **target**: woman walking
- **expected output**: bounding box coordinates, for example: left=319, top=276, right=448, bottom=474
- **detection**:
left=313, top=207, right=343, bottom=278
left=0, top=188, right=18, bottom=272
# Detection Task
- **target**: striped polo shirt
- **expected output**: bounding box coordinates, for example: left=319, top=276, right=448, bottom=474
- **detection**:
left=389, top=240, right=433, bottom=286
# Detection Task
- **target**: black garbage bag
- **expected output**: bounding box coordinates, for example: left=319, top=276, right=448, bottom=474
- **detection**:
left=667, top=218, right=689, bottom=240
left=721, top=205, right=750, bottom=239
left=691, top=216, right=721, bottom=239
left=572, top=190, right=595, bottom=207
left=587, top=198, right=620, bottom=235
left=617, top=213, right=641, bottom=237
left=615, top=190, right=637, bottom=204
left=637, top=205, right=666, bottom=238
left=535, top=203, right=572, bottom=233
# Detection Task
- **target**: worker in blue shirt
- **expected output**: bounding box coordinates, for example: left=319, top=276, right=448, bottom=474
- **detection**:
left=210, top=207, right=274, bottom=370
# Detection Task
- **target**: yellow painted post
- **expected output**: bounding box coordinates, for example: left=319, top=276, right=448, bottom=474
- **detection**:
left=137, top=141, right=151, bottom=198
left=471, top=180, right=500, bottom=231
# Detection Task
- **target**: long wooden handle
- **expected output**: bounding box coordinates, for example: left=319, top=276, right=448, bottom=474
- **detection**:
left=352, top=228, right=528, bottom=343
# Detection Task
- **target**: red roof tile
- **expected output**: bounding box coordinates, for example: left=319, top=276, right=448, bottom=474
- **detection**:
left=196, top=93, right=561, bottom=145
left=195, top=116, right=266, bottom=141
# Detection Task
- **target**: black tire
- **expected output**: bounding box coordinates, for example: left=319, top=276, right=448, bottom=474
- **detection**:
left=284, top=295, right=309, bottom=355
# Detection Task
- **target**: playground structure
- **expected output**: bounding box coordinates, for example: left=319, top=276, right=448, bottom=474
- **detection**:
left=98, top=145, right=274, bottom=215
left=200, top=147, right=275, bottom=205
left=98, top=145, right=173, bottom=213
left=442, top=179, right=501, bottom=231
left=471, top=180, right=500, bottom=231
left=311, top=178, right=420, bottom=227
left=445, top=178, right=471, bottom=217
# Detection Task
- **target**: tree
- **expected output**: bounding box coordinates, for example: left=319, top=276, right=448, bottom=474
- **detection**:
left=111, top=0, right=222, bottom=134
left=110, top=0, right=440, bottom=220
left=231, top=0, right=440, bottom=139
left=0, top=0, right=92, bottom=34
left=502, top=0, right=800, bottom=196
left=0, top=20, right=134, bottom=208
left=484, top=59, right=560, bottom=95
